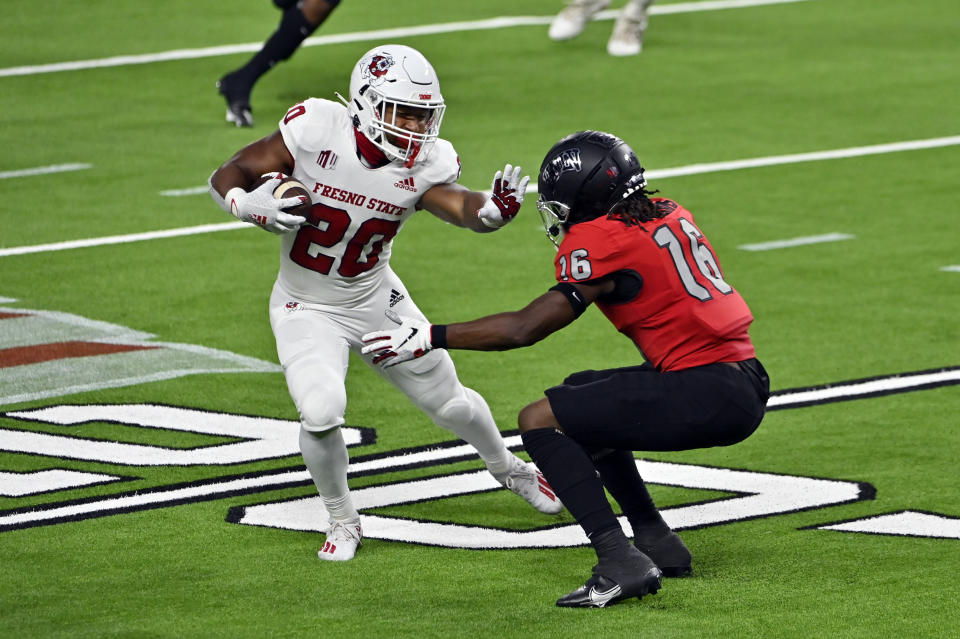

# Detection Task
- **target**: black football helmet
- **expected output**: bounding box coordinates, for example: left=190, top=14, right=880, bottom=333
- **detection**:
left=537, top=130, right=646, bottom=247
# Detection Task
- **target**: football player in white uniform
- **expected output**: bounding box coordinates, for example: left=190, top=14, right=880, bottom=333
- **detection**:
left=209, top=44, right=562, bottom=562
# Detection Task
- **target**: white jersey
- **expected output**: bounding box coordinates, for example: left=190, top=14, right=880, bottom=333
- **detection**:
left=276, top=98, right=461, bottom=305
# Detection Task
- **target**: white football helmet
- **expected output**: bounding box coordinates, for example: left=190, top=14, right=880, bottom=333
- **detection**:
left=338, top=44, right=446, bottom=167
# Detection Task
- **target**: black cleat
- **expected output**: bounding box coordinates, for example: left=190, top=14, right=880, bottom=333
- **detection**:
left=216, top=73, right=253, bottom=127
left=635, top=531, right=692, bottom=577
left=556, top=566, right=662, bottom=608
left=557, top=545, right=662, bottom=609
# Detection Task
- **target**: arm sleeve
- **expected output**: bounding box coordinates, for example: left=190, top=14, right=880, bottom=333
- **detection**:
left=208, top=172, right=232, bottom=214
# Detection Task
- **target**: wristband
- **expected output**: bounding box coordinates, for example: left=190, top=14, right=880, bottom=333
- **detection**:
left=430, top=324, right=448, bottom=349
left=224, top=187, right=247, bottom=217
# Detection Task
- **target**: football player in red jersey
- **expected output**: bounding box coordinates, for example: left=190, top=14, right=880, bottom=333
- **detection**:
left=362, top=130, right=770, bottom=608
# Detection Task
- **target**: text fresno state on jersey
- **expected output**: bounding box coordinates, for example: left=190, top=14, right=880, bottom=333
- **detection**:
left=276, top=98, right=461, bottom=306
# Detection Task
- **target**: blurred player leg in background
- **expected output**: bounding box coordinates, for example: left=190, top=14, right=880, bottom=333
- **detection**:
left=548, top=0, right=654, bottom=57
left=217, top=0, right=341, bottom=127
left=607, top=0, right=653, bottom=56
left=548, top=0, right=611, bottom=40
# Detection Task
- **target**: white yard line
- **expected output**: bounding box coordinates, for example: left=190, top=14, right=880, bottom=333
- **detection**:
left=164, top=134, right=960, bottom=199
left=0, top=163, right=92, bottom=180
left=941, top=266, right=960, bottom=273
left=738, top=232, right=855, bottom=252
left=0, top=222, right=248, bottom=258
left=0, top=0, right=808, bottom=78
left=159, top=186, right=211, bottom=197
left=3, top=134, right=958, bottom=258
left=644, top=136, right=960, bottom=179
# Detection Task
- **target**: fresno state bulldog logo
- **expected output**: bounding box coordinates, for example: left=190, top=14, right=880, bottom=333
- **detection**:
left=361, top=53, right=395, bottom=86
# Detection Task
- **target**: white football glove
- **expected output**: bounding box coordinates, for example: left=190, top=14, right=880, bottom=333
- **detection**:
left=477, top=164, right=529, bottom=229
left=361, top=310, right=434, bottom=368
left=225, top=175, right=306, bottom=234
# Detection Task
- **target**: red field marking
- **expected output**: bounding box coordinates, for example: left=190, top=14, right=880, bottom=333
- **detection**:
left=0, top=342, right=159, bottom=368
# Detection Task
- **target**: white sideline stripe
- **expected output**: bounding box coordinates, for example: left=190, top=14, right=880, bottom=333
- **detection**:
left=0, top=0, right=808, bottom=78
left=738, top=232, right=854, bottom=252
left=940, top=265, right=960, bottom=273
left=0, top=163, right=91, bottom=180
left=0, top=222, right=249, bottom=258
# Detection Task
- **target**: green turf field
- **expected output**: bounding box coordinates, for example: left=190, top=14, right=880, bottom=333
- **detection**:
left=2, top=0, right=958, bottom=636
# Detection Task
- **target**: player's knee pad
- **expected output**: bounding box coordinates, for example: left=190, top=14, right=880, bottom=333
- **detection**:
left=431, top=386, right=481, bottom=430
left=297, top=387, right=346, bottom=433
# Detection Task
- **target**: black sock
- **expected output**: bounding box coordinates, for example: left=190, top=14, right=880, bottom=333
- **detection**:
left=592, top=449, right=670, bottom=543
left=521, top=429, right=620, bottom=540
left=231, top=7, right=317, bottom=88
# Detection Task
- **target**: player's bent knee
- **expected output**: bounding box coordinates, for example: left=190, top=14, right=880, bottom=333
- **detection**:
left=433, top=391, right=476, bottom=428
left=518, top=398, right=560, bottom=433
left=298, top=391, right=346, bottom=433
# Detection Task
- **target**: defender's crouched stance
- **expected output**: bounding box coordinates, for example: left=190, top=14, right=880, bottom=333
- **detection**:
left=363, top=131, right=770, bottom=605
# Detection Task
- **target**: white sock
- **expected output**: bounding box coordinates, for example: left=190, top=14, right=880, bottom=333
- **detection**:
left=437, top=387, right=514, bottom=475
left=299, top=426, right=359, bottom=521
left=322, top=493, right=360, bottom=523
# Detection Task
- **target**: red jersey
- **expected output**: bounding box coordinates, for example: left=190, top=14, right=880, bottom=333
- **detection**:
left=554, top=199, right=756, bottom=371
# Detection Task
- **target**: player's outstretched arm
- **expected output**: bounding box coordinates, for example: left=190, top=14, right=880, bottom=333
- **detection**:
left=419, top=164, right=529, bottom=233
left=361, top=280, right=613, bottom=367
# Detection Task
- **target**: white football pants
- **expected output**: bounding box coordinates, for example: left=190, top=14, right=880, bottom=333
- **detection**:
left=269, top=271, right=512, bottom=517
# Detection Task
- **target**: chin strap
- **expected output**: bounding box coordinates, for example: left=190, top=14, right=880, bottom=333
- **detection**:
left=403, top=142, right=422, bottom=169
left=353, top=127, right=390, bottom=168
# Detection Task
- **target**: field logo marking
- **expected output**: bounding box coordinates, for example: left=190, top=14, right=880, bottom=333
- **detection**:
left=229, top=462, right=871, bottom=549
left=0, top=299, right=280, bottom=405
left=1, top=364, right=958, bottom=540
left=809, top=511, right=960, bottom=540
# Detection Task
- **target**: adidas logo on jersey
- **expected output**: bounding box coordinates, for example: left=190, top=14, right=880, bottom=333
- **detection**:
left=389, top=289, right=405, bottom=307
left=394, top=177, right=416, bottom=192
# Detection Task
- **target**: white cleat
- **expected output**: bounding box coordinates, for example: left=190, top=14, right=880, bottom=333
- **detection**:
left=607, top=1, right=650, bottom=56
left=549, top=0, right=611, bottom=41
left=495, top=457, right=564, bottom=515
left=318, top=518, right=362, bottom=561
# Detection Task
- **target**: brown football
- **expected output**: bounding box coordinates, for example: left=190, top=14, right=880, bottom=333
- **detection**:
left=272, top=177, right=313, bottom=217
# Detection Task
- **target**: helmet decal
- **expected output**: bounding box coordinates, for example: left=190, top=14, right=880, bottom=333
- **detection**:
left=362, top=53, right=395, bottom=85
left=537, top=130, right=650, bottom=243
left=341, top=45, right=446, bottom=166
left=541, top=148, right=582, bottom=188
left=619, top=171, right=648, bottom=200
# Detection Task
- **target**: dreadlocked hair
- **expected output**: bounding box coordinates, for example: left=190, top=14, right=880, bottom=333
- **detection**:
left=606, top=186, right=663, bottom=227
